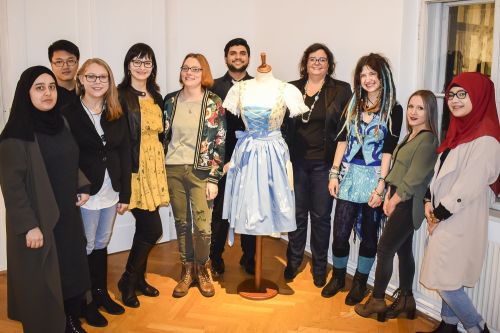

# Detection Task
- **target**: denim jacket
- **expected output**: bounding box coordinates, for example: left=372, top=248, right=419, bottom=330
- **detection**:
left=163, top=89, right=226, bottom=184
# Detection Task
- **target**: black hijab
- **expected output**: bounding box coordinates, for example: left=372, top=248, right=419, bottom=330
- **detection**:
left=0, top=66, right=64, bottom=142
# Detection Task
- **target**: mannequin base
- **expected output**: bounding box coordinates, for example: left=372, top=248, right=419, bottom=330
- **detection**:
left=237, top=278, right=279, bottom=300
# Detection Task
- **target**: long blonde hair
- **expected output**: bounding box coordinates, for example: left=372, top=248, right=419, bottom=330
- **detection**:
left=76, top=58, right=123, bottom=121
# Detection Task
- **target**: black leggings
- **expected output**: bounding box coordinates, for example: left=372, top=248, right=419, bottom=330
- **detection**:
left=131, top=208, right=163, bottom=245
left=332, top=199, right=382, bottom=259
left=372, top=196, right=415, bottom=298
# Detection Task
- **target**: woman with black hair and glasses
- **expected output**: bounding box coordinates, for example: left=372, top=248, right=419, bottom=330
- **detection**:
left=117, top=43, right=170, bottom=308
left=62, top=58, right=131, bottom=327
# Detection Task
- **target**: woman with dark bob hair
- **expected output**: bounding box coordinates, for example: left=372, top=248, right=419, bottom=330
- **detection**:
left=323, top=53, right=402, bottom=305
left=282, top=43, right=351, bottom=287
left=117, top=43, right=170, bottom=308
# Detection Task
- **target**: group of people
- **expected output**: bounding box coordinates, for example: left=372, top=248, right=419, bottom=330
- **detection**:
left=0, top=37, right=498, bottom=333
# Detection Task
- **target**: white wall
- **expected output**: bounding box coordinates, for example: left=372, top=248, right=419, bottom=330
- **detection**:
left=0, top=0, right=408, bottom=270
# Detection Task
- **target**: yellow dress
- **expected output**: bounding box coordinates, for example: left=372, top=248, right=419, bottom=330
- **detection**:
left=129, top=98, right=170, bottom=210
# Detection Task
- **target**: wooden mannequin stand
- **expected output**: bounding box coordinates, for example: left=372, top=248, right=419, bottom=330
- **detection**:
left=237, top=235, right=279, bottom=300
left=237, top=52, right=279, bottom=300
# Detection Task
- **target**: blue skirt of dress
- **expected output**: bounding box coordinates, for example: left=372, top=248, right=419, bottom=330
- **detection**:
left=222, top=130, right=296, bottom=237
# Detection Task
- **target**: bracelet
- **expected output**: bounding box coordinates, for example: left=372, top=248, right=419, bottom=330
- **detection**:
left=373, top=189, right=383, bottom=198
left=328, top=171, right=339, bottom=180
left=378, top=177, right=385, bottom=183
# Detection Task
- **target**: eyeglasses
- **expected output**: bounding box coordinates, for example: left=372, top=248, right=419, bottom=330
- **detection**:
left=308, top=57, right=328, bottom=64
left=131, top=59, right=153, bottom=68
left=52, top=58, right=78, bottom=67
left=180, top=66, right=202, bottom=73
left=447, top=90, right=468, bottom=100
left=84, top=74, right=109, bottom=83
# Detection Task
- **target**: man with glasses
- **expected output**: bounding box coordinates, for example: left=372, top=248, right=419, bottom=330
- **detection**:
left=209, top=38, right=256, bottom=278
left=48, top=39, right=80, bottom=106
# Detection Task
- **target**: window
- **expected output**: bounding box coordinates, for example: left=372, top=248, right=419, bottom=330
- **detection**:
left=422, top=0, right=500, bottom=210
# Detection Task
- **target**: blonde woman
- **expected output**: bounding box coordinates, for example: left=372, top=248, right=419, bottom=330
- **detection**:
left=62, top=58, right=130, bottom=326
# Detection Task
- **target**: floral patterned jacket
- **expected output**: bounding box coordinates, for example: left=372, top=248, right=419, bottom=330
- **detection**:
left=163, top=89, right=226, bottom=184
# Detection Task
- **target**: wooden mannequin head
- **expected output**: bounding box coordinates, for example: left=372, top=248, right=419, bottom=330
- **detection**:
left=257, top=52, right=272, bottom=73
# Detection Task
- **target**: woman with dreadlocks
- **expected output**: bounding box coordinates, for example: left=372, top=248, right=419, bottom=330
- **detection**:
left=321, top=53, right=403, bottom=305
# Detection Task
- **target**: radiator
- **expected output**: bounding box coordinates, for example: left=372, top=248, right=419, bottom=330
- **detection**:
left=338, top=225, right=500, bottom=331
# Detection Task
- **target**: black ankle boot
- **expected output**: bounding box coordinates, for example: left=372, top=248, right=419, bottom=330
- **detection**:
left=89, top=248, right=125, bottom=314
left=65, top=314, right=88, bottom=333
left=416, top=321, right=458, bottom=333
left=321, top=267, right=346, bottom=298
left=82, top=300, right=107, bottom=327
left=345, top=270, right=369, bottom=305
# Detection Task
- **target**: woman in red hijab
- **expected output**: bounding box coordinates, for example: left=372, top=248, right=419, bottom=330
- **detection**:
left=419, top=72, right=500, bottom=333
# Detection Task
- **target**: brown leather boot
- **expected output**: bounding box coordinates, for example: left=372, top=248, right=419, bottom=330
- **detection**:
left=196, top=263, right=215, bottom=297
left=172, top=263, right=195, bottom=298
left=385, top=288, right=416, bottom=319
left=354, top=295, right=387, bottom=322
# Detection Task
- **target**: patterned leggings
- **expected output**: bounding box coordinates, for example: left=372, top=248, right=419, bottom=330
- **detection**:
left=332, top=198, right=382, bottom=259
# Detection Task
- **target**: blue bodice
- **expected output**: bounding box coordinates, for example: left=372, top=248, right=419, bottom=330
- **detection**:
left=343, top=112, right=388, bottom=166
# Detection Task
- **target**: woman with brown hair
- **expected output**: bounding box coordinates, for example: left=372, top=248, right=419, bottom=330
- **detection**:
left=163, top=53, right=226, bottom=298
left=354, top=90, right=439, bottom=321
left=323, top=53, right=403, bottom=305
left=62, top=58, right=131, bottom=326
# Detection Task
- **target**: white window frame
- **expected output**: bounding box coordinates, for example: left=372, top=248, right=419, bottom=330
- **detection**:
left=419, top=0, right=500, bottom=211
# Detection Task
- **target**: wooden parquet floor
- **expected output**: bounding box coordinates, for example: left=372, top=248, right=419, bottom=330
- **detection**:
left=0, top=237, right=436, bottom=333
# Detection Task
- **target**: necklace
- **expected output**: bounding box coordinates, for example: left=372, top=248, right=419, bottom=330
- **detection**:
left=81, top=99, right=106, bottom=143
left=301, top=79, right=324, bottom=123
left=363, top=91, right=381, bottom=113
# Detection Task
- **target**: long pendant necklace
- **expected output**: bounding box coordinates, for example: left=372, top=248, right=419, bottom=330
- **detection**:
left=301, top=79, right=324, bottom=124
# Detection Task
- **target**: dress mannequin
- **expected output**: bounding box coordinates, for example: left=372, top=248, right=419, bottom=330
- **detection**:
left=223, top=52, right=308, bottom=299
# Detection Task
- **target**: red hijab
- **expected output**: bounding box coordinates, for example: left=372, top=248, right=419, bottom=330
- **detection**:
left=440, top=72, right=500, bottom=194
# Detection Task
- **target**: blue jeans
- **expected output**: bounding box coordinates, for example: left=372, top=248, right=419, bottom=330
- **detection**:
left=81, top=204, right=118, bottom=254
left=286, top=159, right=333, bottom=276
left=439, top=288, right=486, bottom=333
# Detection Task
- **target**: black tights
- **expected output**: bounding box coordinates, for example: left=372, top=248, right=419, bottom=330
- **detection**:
left=372, top=197, right=415, bottom=298
left=131, top=208, right=163, bottom=245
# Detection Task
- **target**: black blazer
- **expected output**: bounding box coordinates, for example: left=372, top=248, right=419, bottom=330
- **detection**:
left=62, top=100, right=132, bottom=204
left=282, top=76, right=352, bottom=165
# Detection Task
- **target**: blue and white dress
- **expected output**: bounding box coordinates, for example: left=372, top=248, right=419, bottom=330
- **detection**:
left=222, top=78, right=308, bottom=239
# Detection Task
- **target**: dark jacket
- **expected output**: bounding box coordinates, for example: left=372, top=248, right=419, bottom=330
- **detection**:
left=62, top=100, right=132, bottom=204
left=117, top=85, right=164, bottom=173
left=163, top=89, right=226, bottom=184
left=282, top=76, right=352, bottom=165
left=0, top=137, right=89, bottom=333
left=211, top=72, right=252, bottom=163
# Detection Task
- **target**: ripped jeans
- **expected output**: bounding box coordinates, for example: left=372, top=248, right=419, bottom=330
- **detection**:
left=167, top=164, right=213, bottom=264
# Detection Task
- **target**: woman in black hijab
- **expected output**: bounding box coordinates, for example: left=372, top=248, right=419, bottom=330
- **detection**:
left=0, top=66, right=91, bottom=333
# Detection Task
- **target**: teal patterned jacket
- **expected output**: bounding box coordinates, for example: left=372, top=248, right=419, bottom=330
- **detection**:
left=163, top=89, right=226, bottom=184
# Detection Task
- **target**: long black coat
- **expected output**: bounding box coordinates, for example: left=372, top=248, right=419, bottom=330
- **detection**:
left=0, top=136, right=89, bottom=333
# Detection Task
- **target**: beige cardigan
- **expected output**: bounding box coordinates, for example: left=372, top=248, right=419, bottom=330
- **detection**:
left=420, top=136, right=500, bottom=291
